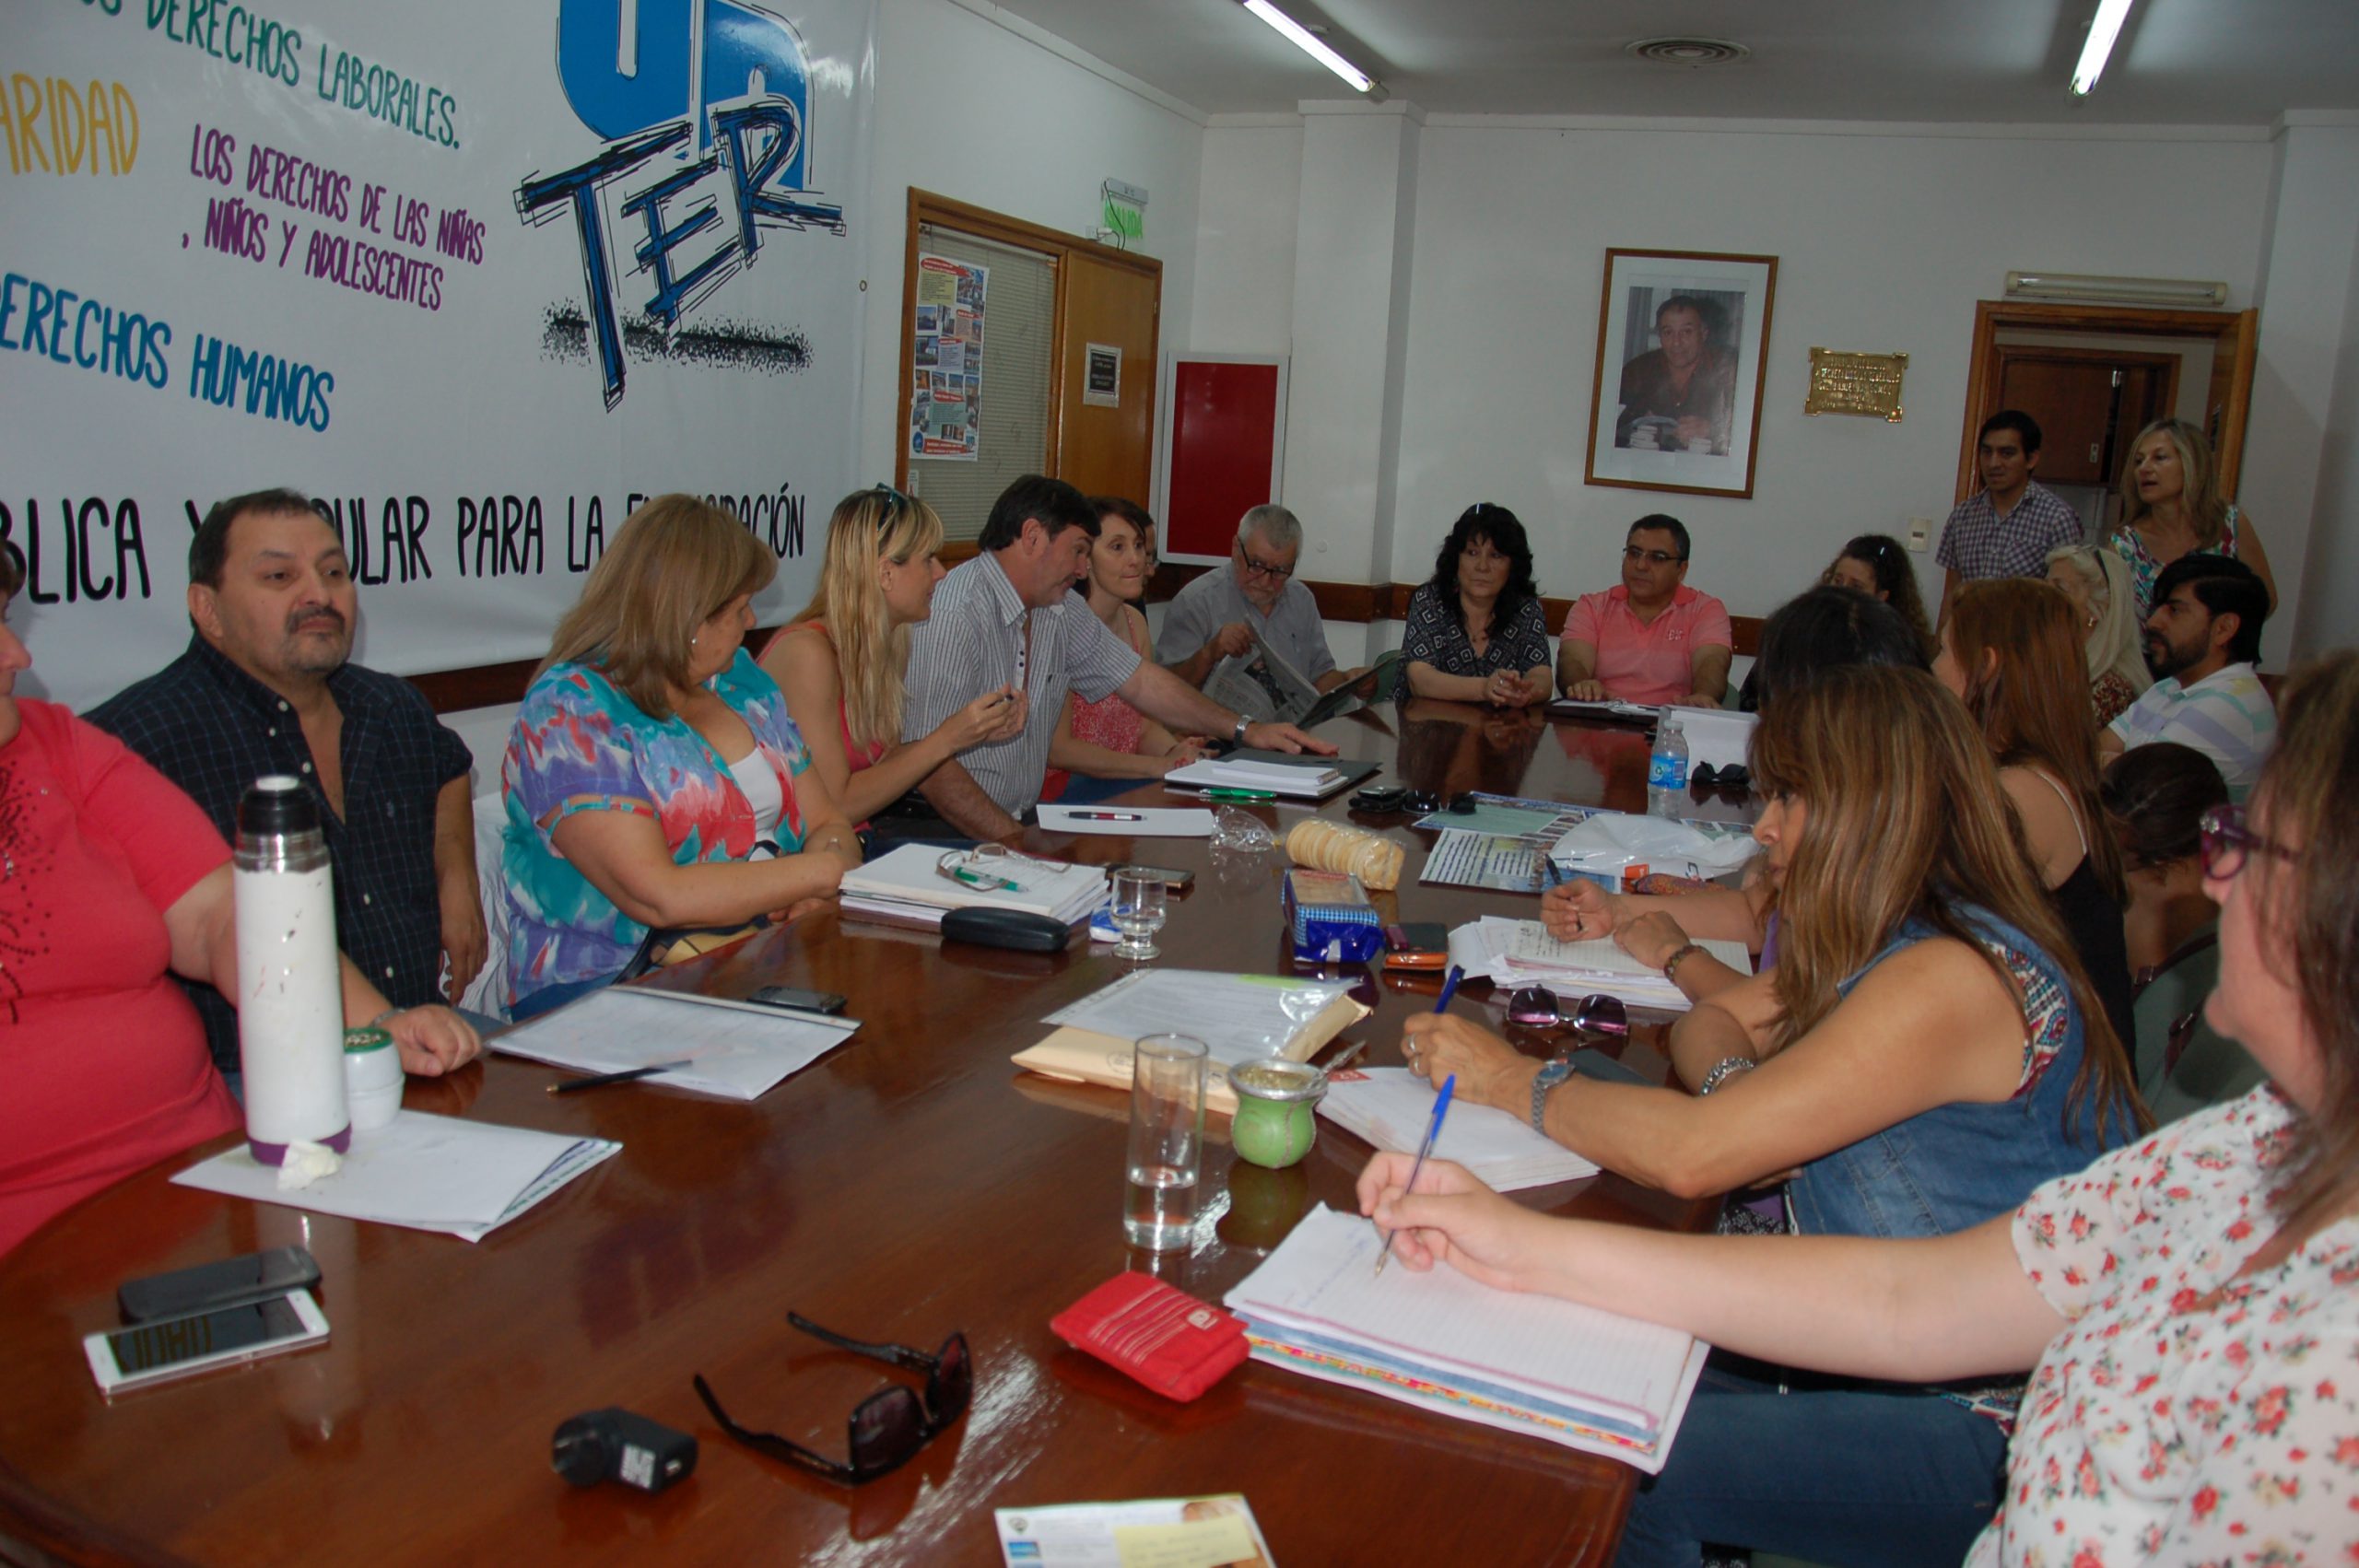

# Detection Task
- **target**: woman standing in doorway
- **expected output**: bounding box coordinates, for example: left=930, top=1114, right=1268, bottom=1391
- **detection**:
left=2107, top=417, right=2278, bottom=621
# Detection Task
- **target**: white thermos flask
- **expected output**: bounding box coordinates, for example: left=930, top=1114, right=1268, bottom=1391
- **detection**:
left=233, top=775, right=351, bottom=1163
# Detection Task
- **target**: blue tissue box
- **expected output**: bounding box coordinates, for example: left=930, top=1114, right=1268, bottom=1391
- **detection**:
left=1284, top=869, right=1383, bottom=963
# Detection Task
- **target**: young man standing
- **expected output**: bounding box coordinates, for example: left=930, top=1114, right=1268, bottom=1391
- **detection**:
left=1936, top=409, right=2086, bottom=626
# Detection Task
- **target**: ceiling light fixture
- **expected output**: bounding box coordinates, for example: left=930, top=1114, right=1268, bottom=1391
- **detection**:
left=1240, top=0, right=1378, bottom=94
left=2070, top=0, right=2137, bottom=96
left=2004, top=270, right=2227, bottom=308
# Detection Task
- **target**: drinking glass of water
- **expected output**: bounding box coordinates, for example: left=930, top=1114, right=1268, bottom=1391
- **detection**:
left=1124, top=1034, right=1208, bottom=1252
left=1109, top=868, right=1168, bottom=961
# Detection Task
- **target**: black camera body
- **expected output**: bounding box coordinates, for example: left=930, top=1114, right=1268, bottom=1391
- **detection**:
left=552, top=1408, right=698, bottom=1493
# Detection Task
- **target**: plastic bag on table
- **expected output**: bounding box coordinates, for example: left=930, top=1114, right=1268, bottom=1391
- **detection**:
left=1550, top=813, right=1757, bottom=880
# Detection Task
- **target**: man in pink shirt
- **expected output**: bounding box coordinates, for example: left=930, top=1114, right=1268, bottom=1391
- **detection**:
left=1556, top=515, right=1733, bottom=707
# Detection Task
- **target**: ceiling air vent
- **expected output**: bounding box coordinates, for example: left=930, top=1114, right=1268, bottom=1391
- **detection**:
left=1625, top=37, right=1752, bottom=66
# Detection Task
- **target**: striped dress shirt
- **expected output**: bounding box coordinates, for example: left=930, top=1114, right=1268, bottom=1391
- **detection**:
left=2107, top=661, right=2276, bottom=802
left=902, top=553, right=1142, bottom=816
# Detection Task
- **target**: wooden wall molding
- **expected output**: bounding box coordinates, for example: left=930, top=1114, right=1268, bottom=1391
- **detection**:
left=406, top=586, right=1766, bottom=715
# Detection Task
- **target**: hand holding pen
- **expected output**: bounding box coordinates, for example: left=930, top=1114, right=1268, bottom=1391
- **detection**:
left=1377, top=966, right=1463, bottom=1274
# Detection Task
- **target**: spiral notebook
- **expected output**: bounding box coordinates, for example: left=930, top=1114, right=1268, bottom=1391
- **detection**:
left=1226, top=1205, right=1707, bottom=1472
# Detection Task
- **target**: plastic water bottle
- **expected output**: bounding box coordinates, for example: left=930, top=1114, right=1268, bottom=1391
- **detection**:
left=233, top=775, right=352, bottom=1164
left=1647, top=716, right=1690, bottom=818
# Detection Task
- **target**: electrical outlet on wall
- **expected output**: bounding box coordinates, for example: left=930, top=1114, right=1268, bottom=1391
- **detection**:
left=1906, top=517, right=1934, bottom=551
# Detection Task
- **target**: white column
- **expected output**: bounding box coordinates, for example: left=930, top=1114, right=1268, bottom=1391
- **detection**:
left=1279, top=100, right=1422, bottom=660
left=2245, top=114, right=2359, bottom=661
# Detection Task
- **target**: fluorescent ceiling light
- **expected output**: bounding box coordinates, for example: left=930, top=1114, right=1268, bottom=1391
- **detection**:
left=1241, top=0, right=1376, bottom=93
left=2071, top=0, right=2136, bottom=96
left=2004, top=270, right=2227, bottom=308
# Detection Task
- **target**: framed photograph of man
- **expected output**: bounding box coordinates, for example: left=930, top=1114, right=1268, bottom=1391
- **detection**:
left=1585, top=249, right=1778, bottom=498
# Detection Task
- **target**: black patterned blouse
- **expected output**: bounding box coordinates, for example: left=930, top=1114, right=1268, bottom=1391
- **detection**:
left=1399, top=582, right=1551, bottom=676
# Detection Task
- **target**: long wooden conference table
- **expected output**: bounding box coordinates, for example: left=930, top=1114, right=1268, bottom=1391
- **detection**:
left=0, top=700, right=1756, bottom=1567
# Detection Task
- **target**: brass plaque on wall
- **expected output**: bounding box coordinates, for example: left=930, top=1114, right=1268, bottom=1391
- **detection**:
left=1805, top=349, right=1908, bottom=421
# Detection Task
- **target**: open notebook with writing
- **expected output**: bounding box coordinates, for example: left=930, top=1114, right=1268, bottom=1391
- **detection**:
left=1226, top=1205, right=1707, bottom=1473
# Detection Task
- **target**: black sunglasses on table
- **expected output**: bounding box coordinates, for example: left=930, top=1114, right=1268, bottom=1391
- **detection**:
left=694, top=1313, right=971, bottom=1484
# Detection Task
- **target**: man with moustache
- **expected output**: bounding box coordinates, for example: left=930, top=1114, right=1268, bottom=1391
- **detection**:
left=2098, top=552, right=2275, bottom=802
left=89, top=488, right=483, bottom=1079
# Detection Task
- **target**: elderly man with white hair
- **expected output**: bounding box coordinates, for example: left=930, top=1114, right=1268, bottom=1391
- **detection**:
left=1156, top=504, right=1363, bottom=697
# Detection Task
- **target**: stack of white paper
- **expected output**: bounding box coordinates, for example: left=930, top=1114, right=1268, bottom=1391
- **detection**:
left=1447, top=917, right=1749, bottom=1011
left=491, top=986, right=861, bottom=1100
left=171, top=1113, right=620, bottom=1242
left=839, top=842, right=1108, bottom=927
left=1318, top=1068, right=1599, bottom=1190
left=1162, top=756, right=1348, bottom=800
left=1226, top=1205, right=1708, bottom=1472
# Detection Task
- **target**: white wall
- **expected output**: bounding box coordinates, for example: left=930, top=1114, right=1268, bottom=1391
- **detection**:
left=1191, top=122, right=1303, bottom=354
left=2296, top=188, right=2359, bottom=660
left=1387, top=121, right=2277, bottom=626
left=856, top=0, right=1206, bottom=485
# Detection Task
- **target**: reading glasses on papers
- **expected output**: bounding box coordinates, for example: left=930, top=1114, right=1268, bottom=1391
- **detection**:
left=694, top=1314, right=970, bottom=1486
left=936, top=845, right=1062, bottom=894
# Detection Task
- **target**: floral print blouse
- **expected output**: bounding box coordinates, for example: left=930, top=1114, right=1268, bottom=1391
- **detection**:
left=1967, top=1085, right=2359, bottom=1565
left=500, top=649, right=810, bottom=1003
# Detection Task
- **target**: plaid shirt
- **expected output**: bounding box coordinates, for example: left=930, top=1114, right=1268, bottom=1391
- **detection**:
left=1935, top=481, right=2085, bottom=580
left=86, top=638, right=472, bottom=1072
left=902, top=553, right=1142, bottom=816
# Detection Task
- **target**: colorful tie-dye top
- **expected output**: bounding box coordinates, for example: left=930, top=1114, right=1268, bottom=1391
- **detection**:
left=500, top=649, right=809, bottom=1002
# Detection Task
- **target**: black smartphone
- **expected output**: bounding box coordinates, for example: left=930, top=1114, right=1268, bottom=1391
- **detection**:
left=746, top=985, right=850, bottom=1014
left=1106, top=862, right=1194, bottom=890
left=118, top=1246, right=323, bottom=1325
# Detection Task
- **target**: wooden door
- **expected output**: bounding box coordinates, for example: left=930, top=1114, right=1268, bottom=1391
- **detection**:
left=1991, top=346, right=2178, bottom=485
left=1055, top=253, right=1160, bottom=505
left=2204, top=308, right=2259, bottom=496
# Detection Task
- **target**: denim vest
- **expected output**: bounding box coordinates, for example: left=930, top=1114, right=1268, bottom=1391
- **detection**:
left=1785, top=905, right=2129, bottom=1240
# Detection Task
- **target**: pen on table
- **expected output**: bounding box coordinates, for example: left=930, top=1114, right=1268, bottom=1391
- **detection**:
left=1070, top=811, right=1144, bottom=822
left=1375, top=1072, right=1456, bottom=1277
left=548, top=1060, right=693, bottom=1095
left=1200, top=789, right=1276, bottom=802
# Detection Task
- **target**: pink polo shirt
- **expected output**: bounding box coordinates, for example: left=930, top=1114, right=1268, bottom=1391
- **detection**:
left=1565, top=584, right=1732, bottom=705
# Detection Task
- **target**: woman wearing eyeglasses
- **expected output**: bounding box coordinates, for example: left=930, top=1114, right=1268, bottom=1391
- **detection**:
left=1368, top=653, right=2358, bottom=1567
left=502, top=496, right=862, bottom=1019
left=1402, top=665, right=2141, bottom=1562
left=760, top=486, right=1027, bottom=830
left=1401, top=504, right=1554, bottom=708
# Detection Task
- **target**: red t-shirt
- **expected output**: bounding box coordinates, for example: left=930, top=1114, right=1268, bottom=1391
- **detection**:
left=0, top=700, right=241, bottom=1257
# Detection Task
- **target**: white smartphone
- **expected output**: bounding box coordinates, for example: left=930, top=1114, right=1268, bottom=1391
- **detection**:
left=83, top=1288, right=330, bottom=1396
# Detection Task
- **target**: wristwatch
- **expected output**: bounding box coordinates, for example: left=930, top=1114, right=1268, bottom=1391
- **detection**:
left=1232, top=714, right=1251, bottom=745
left=1531, top=1058, right=1575, bottom=1134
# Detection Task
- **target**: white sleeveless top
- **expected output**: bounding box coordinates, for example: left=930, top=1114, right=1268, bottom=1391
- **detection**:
left=725, top=749, right=784, bottom=856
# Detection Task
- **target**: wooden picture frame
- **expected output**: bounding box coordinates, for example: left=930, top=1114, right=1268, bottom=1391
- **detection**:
left=1584, top=248, right=1778, bottom=499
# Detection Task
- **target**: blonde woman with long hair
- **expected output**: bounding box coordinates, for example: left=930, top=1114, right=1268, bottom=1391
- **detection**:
left=1399, top=663, right=2144, bottom=1562
left=501, top=495, right=858, bottom=1019
left=760, top=486, right=1025, bottom=828
left=2107, top=416, right=2278, bottom=620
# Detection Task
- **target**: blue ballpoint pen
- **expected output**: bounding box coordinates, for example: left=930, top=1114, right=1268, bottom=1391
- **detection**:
left=1375, top=1072, right=1456, bottom=1276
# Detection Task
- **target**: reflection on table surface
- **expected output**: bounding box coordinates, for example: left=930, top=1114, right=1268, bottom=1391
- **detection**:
left=0, top=702, right=1745, bottom=1568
